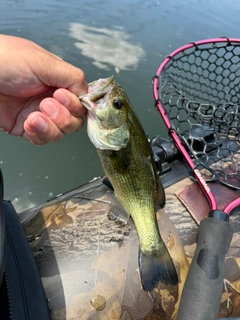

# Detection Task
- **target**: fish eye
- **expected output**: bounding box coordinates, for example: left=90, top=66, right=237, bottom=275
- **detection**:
left=113, top=98, right=123, bottom=109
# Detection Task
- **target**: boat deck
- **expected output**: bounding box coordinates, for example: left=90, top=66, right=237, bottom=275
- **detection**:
left=20, top=175, right=240, bottom=319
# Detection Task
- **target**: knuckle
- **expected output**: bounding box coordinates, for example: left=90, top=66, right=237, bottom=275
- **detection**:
left=61, top=116, right=84, bottom=134
left=62, top=118, right=73, bottom=133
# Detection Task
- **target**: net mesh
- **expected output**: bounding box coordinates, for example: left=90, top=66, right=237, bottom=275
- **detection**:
left=158, top=40, right=240, bottom=188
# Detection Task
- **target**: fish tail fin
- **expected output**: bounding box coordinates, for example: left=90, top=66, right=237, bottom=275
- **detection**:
left=139, top=243, right=178, bottom=291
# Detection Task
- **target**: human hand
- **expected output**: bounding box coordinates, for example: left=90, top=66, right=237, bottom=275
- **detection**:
left=0, top=34, right=88, bottom=145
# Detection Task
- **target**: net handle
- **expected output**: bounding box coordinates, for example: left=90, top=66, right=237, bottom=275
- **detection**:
left=176, top=217, right=233, bottom=320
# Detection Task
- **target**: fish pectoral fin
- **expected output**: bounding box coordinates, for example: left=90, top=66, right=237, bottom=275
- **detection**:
left=139, top=243, right=178, bottom=291
left=102, top=177, right=114, bottom=191
left=155, top=178, right=165, bottom=208
left=108, top=195, right=130, bottom=224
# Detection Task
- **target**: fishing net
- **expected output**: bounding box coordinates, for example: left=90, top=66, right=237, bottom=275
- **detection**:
left=155, top=38, right=240, bottom=188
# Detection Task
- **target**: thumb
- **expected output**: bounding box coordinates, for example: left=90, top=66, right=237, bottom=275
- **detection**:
left=38, top=55, right=88, bottom=96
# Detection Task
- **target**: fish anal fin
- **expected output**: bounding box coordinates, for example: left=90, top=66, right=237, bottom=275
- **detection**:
left=139, top=243, right=178, bottom=291
left=108, top=195, right=130, bottom=224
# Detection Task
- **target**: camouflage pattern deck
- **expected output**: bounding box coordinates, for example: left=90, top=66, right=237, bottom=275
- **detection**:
left=20, top=176, right=240, bottom=319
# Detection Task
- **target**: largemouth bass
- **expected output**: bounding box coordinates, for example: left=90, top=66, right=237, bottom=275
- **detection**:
left=79, top=76, right=178, bottom=290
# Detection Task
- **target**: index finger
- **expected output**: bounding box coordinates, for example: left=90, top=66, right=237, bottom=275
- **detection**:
left=53, top=88, right=87, bottom=117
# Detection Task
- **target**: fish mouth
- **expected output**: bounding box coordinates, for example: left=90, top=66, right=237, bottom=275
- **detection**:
left=79, top=76, right=115, bottom=111
left=88, top=76, right=114, bottom=94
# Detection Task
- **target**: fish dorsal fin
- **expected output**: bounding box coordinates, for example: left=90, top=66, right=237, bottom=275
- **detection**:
left=108, top=195, right=130, bottom=224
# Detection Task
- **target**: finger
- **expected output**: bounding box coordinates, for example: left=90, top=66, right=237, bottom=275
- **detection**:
left=38, top=58, right=89, bottom=96
left=23, top=131, right=54, bottom=146
left=23, top=112, right=65, bottom=144
left=53, top=88, right=87, bottom=117
left=39, top=98, right=84, bottom=134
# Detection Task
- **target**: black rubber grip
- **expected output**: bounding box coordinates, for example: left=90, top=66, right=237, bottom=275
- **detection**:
left=0, top=202, right=5, bottom=286
left=3, top=201, right=51, bottom=320
left=0, top=169, right=5, bottom=286
left=177, top=217, right=233, bottom=320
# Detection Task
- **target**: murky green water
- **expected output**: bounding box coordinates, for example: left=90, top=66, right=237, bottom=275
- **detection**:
left=1, top=0, right=240, bottom=211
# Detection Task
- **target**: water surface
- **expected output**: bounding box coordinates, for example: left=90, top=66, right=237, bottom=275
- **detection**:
left=0, top=0, right=239, bottom=211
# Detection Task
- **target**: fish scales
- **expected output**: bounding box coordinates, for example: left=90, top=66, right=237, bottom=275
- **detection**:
left=79, top=76, right=178, bottom=290
left=97, top=126, right=158, bottom=249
